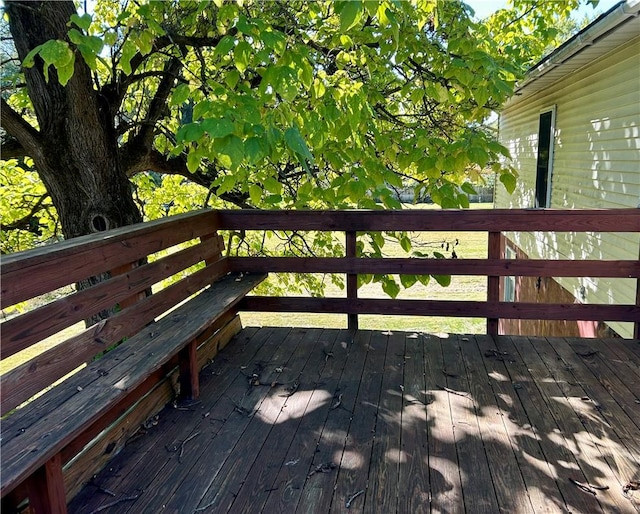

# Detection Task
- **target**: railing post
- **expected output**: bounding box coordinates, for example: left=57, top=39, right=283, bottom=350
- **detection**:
left=635, top=245, right=640, bottom=340
left=487, top=231, right=501, bottom=335
left=346, top=231, right=358, bottom=332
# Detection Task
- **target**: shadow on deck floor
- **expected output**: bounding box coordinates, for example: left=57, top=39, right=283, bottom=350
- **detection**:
left=70, top=327, right=640, bottom=513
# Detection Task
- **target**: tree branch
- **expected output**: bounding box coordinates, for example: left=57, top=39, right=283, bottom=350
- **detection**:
left=0, top=98, right=42, bottom=160
left=1, top=193, right=51, bottom=231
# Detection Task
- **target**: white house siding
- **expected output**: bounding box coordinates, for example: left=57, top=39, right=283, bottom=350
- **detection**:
left=496, top=36, right=640, bottom=338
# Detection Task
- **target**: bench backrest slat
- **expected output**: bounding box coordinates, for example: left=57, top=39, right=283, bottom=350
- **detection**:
left=1, top=210, right=219, bottom=308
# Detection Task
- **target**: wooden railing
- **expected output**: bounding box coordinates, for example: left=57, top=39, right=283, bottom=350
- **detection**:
left=213, top=208, right=640, bottom=337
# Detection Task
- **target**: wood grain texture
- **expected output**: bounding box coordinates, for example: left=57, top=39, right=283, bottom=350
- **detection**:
left=240, top=296, right=640, bottom=322
left=216, top=208, right=640, bottom=233
left=227, top=256, right=640, bottom=277
left=0, top=272, right=265, bottom=498
left=1, top=210, right=219, bottom=308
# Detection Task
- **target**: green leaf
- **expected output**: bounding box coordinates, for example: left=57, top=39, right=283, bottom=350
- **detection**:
left=70, top=13, right=92, bottom=31
left=201, top=118, right=235, bottom=138
left=234, top=41, right=252, bottom=73
left=381, top=277, right=400, bottom=299
left=215, top=36, right=236, bottom=57
left=461, top=183, right=477, bottom=195
left=284, top=127, right=313, bottom=162
left=263, top=177, right=282, bottom=194
left=338, top=0, right=363, bottom=32
left=399, top=236, right=412, bottom=253
left=245, top=137, right=265, bottom=164
left=187, top=151, right=201, bottom=173
left=171, top=84, right=190, bottom=106
left=400, top=274, right=418, bottom=288
left=500, top=172, right=517, bottom=194
left=56, top=62, right=74, bottom=86
left=217, top=174, right=237, bottom=194
left=120, top=40, right=137, bottom=75
left=432, top=274, right=452, bottom=287
left=249, top=184, right=262, bottom=204
left=177, top=123, right=204, bottom=143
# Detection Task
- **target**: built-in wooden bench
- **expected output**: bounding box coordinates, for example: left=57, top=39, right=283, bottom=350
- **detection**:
left=0, top=210, right=265, bottom=514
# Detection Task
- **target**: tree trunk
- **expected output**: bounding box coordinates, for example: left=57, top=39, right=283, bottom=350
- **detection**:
left=6, top=0, right=142, bottom=240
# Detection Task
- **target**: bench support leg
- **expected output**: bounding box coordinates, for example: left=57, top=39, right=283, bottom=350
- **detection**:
left=179, top=339, right=200, bottom=400
left=27, top=454, right=67, bottom=514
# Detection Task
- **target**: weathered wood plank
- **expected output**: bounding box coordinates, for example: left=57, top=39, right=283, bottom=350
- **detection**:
left=1, top=237, right=223, bottom=360
left=67, top=326, right=268, bottom=514
left=143, top=328, right=298, bottom=513
left=27, top=454, right=66, bottom=514
left=363, top=332, right=405, bottom=514
left=330, top=330, right=387, bottom=513
left=1, top=210, right=219, bottom=308
left=227, top=256, right=640, bottom=278
left=0, top=273, right=266, bottom=497
left=1, top=260, right=232, bottom=418
left=423, top=333, right=464, bottom=513
left=474, top=334, right=564, bottom=513
left=294, top=330, right=371, bottom=514
left=216, top=208, right=640, bottom=233
left=495, top=336, right=604, bottom=513
left=397, top=333, right=430, bottom=514
left=240, top=296, right=640, bottom=322
left=441, top=336, right=500, bottom=514
left=529, top=336, right=639, bottom=513
left=228, top=329, right=341, bottom=513
left=261, top=329, right=352, bottom=514
left=458, top=335, right=535, bottom=513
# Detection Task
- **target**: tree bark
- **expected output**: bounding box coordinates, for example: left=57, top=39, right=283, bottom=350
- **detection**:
left=5, top=0, right=142, bottom=239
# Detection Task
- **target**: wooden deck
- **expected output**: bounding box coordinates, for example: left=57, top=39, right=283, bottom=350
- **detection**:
left=69, top=327, right=640, bottom=514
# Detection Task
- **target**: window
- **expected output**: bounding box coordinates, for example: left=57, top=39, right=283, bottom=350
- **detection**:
left=504, top=246, right=516, bottom=302
left=534, top=107, right=556, bottom=208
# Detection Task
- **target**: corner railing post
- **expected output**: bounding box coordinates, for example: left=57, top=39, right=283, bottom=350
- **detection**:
left=346, top=230, right=358, bottom=332
left=487, top=231, right=501, bottom=335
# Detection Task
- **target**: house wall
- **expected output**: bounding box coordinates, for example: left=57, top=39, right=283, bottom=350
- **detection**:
left=495, top=35, right=640, bottom=338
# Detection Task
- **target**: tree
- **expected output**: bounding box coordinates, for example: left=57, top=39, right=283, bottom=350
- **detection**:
left=1, top=0, right=593, bottom=289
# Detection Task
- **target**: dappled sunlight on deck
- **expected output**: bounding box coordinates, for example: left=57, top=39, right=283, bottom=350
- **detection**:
left=68, top=328, right=640, bottom=514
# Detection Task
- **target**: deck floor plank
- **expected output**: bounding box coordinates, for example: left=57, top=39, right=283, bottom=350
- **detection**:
left=460, top=335, right=535, bottom=513
left=294, top=330, right=372, bottom=514
left=363, top=331, right=405, bottom=514
left=67, top=329, right=640, bottom=514
left=422, top=333, right=465, bottom=514
left=495, top=336, right=604, bottom=513
left=397, top=333, right=430, bottom=514
left=474, top=334, right=564, bottom=513
left=330, top=330, right=388, bottom=513
left=260, top=329, right=351, bottom=514
left=441, top=335, right=500, bottom=514
left=519, top=338, right=635, bottom=513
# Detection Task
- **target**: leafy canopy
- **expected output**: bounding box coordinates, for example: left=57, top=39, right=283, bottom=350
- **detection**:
left=1, top=0, right=593, bottom=293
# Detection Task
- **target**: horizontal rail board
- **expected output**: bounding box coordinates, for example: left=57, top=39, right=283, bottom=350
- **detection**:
left=216, top=209, right=640, bottom=233
left=0, top=260, right=231, bottom=416
left=1, top=210, right=218, bottom=308
left=1, top=238, right=224, bottom=359
left=239, top=297, right=640, bottom=322
left=227, top=257, right=640, bottom=278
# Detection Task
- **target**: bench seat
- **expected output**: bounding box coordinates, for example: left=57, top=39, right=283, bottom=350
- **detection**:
left=1, top=271, right=265, bottom=509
